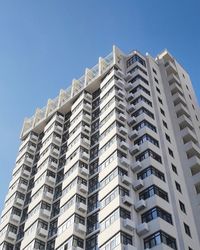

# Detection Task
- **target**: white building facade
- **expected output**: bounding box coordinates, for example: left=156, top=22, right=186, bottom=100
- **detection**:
left=0, top=46, right=200, bottom=250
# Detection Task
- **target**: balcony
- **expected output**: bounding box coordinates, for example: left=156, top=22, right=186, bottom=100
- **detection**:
left=189, top=156, right=200, bottom=175
left=115, top=244, right=137, bottom=250
left=120, top=157, right=130, bottom=168
left=44, top=191, right=53, bottom=201
left=7, top=231, right=17, bottom=241
left=125, top=73, right=132, bottom=81
left=15, top=197, right=24, bottom=206
left=81, top=137, right=90, bottom=148
left=116, top=79, right=124, bottom=89
left=130, top=145, right=140, bottom=155
left=83, top=125, right=91, bottom=134
left=77, top=203, right=87, bottom=213
left=118, top=113, right=126, bottom=122
left=84, top=102, right=92, bottom=111
left=129, top=130, right=138, bottom=140
left=85, top=92, right=92, bottom=101
left=126, top=104, right=135, bottom=113
left=120, top=141, right=129, bottom=151
left=83, top=113, right=91, bottom=123
left=52, top=136, right=62, bottom=146
left=128, top=116, right=136, bottom=126
left=75, top=223, right=86, bottom=234
left=123, top=218, right=135, bottom=231
left=136, top=222, right=149, bottom=236
left=22, top=169, right=31, bottom=178
left=132, top=179, right=144, bottom=191
left=165, top=61, right=177, bottom=75
left=118, top=101, right=126, bottom=110
left=121, top=175, right=132, bottom=186
left=80, top=167, right=89, bottom=176
left=126, top=93, right=134, bottom=101
left=185, top=141, right=200, bottom=159
left=41, top=209, right=51, bottom=218
left=170, top=81, right=183, bottom=96
left=117, top=89, right=125, bottom=99
left=167, top=73, right=180, bottom=85
left=78, top=184, right=88, bottom=194
left=122, top=195, right=133, bottom=206
left=173, top=92, right=186, bottom=106
left=125, top=82, right=133, bottom=91
left=116, top=69, right=125, bottom=78
left=178, top=114, right=193, bottom=130
left=46, top=176, right=56, bottom=185
left=28, top=144, right=36, bottom=153
left=49, top=161, right=58, bottom=171
left=181, top=127, right=197, bottom=144
left=51, top=148, right=60, bottom=157
left=11, top=214, right=20, bottom=223
left=119, top=127, right=128, bottom=136
left=37, top=228, right=48, bottom=238
left=175, top=103, right=190, bottom=118
left=56, top=114, right=64, bottom=123
left=131, top=161, right=142, bottom=172
left=54, top=124, right=63, bottom=134
left=19, top=183, right=28, bottom=192
left=80, top=152, right=89, bottom=161
left=30, top=133, right=38, bottom=142
left=134, top=199, right=146, bottom=212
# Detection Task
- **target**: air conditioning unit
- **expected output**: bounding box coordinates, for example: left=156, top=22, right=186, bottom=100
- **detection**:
left=123, top=218, right=136, bottom=231
left=134, top=199, right=146, bottom=212
left=122, top=195, right=133, bottom=206
left=129, top=145, right=140, bottom=155
left=136, top=223, right=149, bottom=236
left=38, top=228, right=48, bottom=237
left=131, top=161, right=142, bottom=173
left=133, top=179, right=144, bottom=191
left=77, top=203, right=87, bottom=213
left=121, top=175, right=132, bottom=186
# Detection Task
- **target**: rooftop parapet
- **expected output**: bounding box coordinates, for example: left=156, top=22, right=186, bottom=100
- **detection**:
left=20, top=46, right=125, bottom=139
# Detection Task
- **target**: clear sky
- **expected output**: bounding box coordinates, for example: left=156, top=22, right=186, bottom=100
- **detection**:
left=0, top=0, right=200, bottom=211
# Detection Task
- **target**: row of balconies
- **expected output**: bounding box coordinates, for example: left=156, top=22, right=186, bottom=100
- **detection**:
left=70, top=101, right=92, bottom=123
left=19, top=133, right=38, bottom=152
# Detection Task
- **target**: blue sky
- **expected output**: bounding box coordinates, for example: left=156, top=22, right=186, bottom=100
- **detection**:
left=0, top=0, right=200, bottom=211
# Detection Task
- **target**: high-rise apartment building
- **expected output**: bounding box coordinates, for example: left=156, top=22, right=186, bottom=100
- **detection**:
left=0, top=46, right=200, bottom=250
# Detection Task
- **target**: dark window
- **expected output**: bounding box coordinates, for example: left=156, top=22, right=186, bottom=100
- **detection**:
left=179, top=201, right=186, bottom=214
left=120, top=231, right=133, bottom=245
left=168, top=148, right=174, bottom=158
left=165, top=134, right=171, bottom=143
left=163, top=120, right=168, bottom=129
left=133, top=120, right=157, bottom=133
left=135, top=134, right=159, bottom=148
left=158, top=97, right=163, bottom=104
left=153, top=68, right=157, bottom=75
left=144, top=230, right=177, bottom=249
left=34, top=240, right=45, bottom=249
left=139, top=185, right=168, bottom=202
left=86, top=234, right=98, bottom=250
left=154, top=77, right=159, bottom=83
left=175, top=181, right=182, bottom=193
left=137, top=166, right=165, bottom=182
left=160, top=108, right=165, bottom=116
left=136, top=149, right=162, bottom=163
left=127, top=54, right=146, bottom=68
left=133, top=107, right=154, bottom=119
left=184, top=223, right=192, bottom=237
left=141, top=206, right=173, bottom=224
left=130, top=74, right=149, bottom=85
left=156, top=87, right=161, bottom=93
left=172, top=164, right=178, bottom=175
